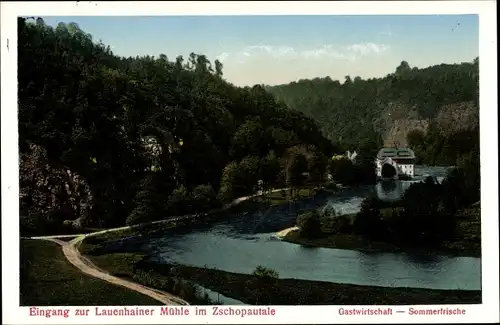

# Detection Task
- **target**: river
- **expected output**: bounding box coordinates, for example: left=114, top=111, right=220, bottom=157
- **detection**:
left=108, top=166, right=481, bottom=292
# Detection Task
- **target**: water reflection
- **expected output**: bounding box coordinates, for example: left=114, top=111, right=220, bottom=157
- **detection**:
left=375, top=166, right=451, bottom=202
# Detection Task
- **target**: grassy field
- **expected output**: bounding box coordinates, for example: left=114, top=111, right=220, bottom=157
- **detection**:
left=79, top=237, right=216, bottom=305
left=20, top=239, right=162, bottom=306
left=283, top=205, right=481, bottom=258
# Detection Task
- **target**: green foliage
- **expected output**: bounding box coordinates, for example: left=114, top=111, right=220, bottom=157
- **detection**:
left=441, top=152, right=480, bottom=213
left=296, top=211, right=322, bottom=238
left=409, top=123, right=479, bottom=166
left=267, top=59, right=479, bottom=150
left=18, top=17, right=335, bottom=231
left=191, top=184, right=218, bottom=212
left=126, top=190, right=155, bottom=226
left=132, top=269, right=214, bottom=305
left=284, top=146, right=309, bottom=188
left=126, top=175, right=167, bottom=225
left=260, top=151, right=281, bottom=189
left=396, top=177, right=456, bottom=244
left=353, top=197, right=385, bottom=239
left=328, top=156, right=376, bottom=185
left=307, top=150, right=328, bottom=183
left=167, top=185, right=191, bottom=216
left=252, top=265, right=279, bottom=279
left=319, top=207, right=353, bottom=234
left=218, top=162, right=241, bottom=202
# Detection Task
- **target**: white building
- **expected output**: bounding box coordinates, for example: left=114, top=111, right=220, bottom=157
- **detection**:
left=375, top=147, right=416, bottom=180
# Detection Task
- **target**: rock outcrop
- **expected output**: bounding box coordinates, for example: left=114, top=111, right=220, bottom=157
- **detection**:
left=382, top=101, right=478, bottom=147
left=19, top=142, right=93, bottom=229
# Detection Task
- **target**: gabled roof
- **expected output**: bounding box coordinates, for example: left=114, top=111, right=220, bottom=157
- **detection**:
left=377, top=147, right=415, bottom=160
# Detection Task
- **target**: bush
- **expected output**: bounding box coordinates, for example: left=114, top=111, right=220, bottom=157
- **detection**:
left=252, top=265, right=279, bottom=279
left=126, top=190, right=155, bottom=226
left=167, top=185, right=191, bottom=215
left=330, top=214, right=353, bottom=234
left=132, top=269, right=214, bottom=305
left=296, top=211, right=322, bottom=238
left=329, top=157, right=356, bottom=185
left=353, top=196, right=385, bottom=239
left=392, top=178, right=457, bottom=244
left=403, top=177, right=441, bottom=219
left=325, top=182, right=339, bottom=192
left=191, top=184, right=217, bottom=212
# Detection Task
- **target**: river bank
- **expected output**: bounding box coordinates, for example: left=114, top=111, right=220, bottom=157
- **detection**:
left=78, top=230, right=481, bottom=305
left=279, top=205, right=481, bottom=258
left=165, top=264, right=481, bottom=305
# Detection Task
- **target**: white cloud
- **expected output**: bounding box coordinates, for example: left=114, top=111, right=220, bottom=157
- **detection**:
left=215, top=42, right=389, bottom=64
left=301, top=45, right=354, bottom=60
left=243, top=45, right=298, bottom=58
left=345, top=42, right=389, bottom=55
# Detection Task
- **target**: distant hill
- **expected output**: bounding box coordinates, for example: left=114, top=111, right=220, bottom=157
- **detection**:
left=265, top=59, right=479, bottom=154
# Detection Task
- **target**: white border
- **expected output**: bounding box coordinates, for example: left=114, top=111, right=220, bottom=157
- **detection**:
left=1, top=1, right=498, bottom=324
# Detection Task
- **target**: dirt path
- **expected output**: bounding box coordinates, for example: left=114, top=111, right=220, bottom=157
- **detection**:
left=41, top=236, right=189, bottom=306
left=29, top=187, right=292, bottom=306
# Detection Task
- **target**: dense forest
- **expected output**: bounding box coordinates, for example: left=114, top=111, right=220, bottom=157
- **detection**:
left=266, top=59, right=479, bottom=166
left=18, top=17, right=338, bottom=234
left=18, top=17, right=480, bottom=237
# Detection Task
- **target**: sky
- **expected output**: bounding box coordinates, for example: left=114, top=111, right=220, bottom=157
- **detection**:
left=40, top=15, right=479, bottom=87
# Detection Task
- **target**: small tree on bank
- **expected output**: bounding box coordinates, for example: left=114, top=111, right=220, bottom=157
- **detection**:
left=296, top=210, right=322, bottom=238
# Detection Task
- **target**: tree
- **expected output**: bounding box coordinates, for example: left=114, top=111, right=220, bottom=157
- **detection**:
left=399, top=177, right=451, bottom=243
left=266, top=59, right=478, bottom=155
left=239, top=156, right=262, bottom=194
left=296, top=211, right=322, bottom=238
left=214, top=59, right=223, bottom=77
left=167, top=185, right=191, bottom=216
left=218, top=162, right=240, bottom=202
left=252, top=265, right=279, bottom=279
left=353, top=197, right=385, bottom=239
left=406, top=129, right=425, bottom=148
left=284, top=150, right=308, bottom=199
left=395, top=60, right=411, bottom=77
left=127, top=175, right=165, bottom=225
left=307, top=150, right=328, bottom=183
left=191, top=184, right=217, bottom=212
left=457, top=151, right=480, bottom=204
left=260, top=151, right=281, bottom=200
left=230, top=119, right=268, bottom=160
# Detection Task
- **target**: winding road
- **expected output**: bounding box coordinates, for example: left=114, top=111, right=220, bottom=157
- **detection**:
left=27, top=187, right=292, bottom=305
left=41, top=236, right=190, bottom=305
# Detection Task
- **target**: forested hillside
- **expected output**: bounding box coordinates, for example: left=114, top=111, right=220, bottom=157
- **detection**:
left=18, top=18, right=338, bottom=233
left=266, top=59, right=479, bottom=165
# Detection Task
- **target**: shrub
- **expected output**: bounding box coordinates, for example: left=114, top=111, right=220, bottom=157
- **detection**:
left=296, top=211, right=322, bottom=238
left=353, top=196, right=385, bottom=239
left=252, top=265, right=279, bottom=279
left=191, top=184, right=217, bottom=212
left=167, top=185, right=191, bottom=215
left=329, top=214, right=353, bottom=234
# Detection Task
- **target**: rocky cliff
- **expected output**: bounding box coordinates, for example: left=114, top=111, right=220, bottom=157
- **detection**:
left=382, top=101, right=478, bottom=147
